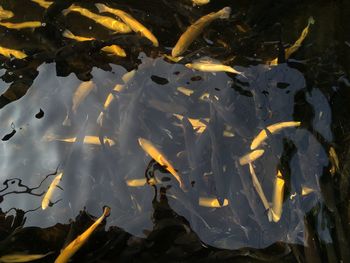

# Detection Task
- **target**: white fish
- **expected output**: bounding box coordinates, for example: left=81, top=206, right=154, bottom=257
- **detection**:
left=41, top=173, right=63, bottom=210
left=185, top=61, right=243, bottom=75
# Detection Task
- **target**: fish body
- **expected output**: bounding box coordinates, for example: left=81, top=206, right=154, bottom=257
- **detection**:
left=63, top=4, right=131, bottom=33
left=173, top=114, right=208, bottom=133
left=62, top=29, right=95, bottom=42
left=199, top=197, right=228, bottom=208
left=269, top=170, right=285, bottom=222
left=42, top=172, right=63, bottom=210
left=72, top=80, right=95, bottom=114
left=250, top=121, right=301, bottom=150
left=177, top=86, right=194, bottom=96
left=0, top=252, right=53, bottom=262
left=101, top=44, right=126, bottom=57
left=239, top=149, right=265, bottom=165
left=185, top=61, right=243, bottom=75
left=54, top=207, right=110, bottom=263
left=192, top=0, right=210, bottom=6
left=95, top=3, right=159, bottom=47
left=0, top=21, right=42, bottom=29
left=126, top=178, right=157, bottom=187
left=171, top=7, right=231, bottom=57
left=0, top=6, right=14, bottom=20
left=31, top=0, right=53, bottom=9
left=138, top=137, right=184, bottom=189
left=45, top=135, right=115, bottom=146
left=248, top=163, right=270, bottom=211
left=0, top=46, right=26, bottom=59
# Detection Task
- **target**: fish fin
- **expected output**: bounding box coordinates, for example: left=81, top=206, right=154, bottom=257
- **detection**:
left=219, top=7, right=231, bottom=19
left=61, top=8, right=71, bottom=16
left=95, top=3, right=107, bottom=13
left=62, top=115, right=71, bottom=126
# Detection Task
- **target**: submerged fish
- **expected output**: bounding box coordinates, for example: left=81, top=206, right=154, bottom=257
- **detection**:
left=0, top=252, right=53, bottom=262
left=268, top=170, right=285, bottom=222
left=186, top=61, right=243, bottom=75
left=172, top=7, right=231, bottom=57
left=42, top=172, right=63, bottom=210
left=269, top=17, right=315, bottom=65
left=0, top=6, right=14, bottom=20
left=0, top=21, right=42, bottom=30
left=62, top=4, right=131, bottom=33
left=138, top=138, right=185, bottom=189
left=54, top=207, right=111, bottom=263
left=301, top=186, right=315, bottom=196
left=45, top=135, right=116, bottom=146
left=329, top=146, right=339, bottom=176
left=62, top=29, right=95, bottom=42
left=177, top=86, right=194, bottom=96
left=72, top=80, right=95, bottom=114
left=199, top=197, right=229, bottom=208
left=126, top=177, right=157, bottom=187
left=248, top=163, right=270, bottom=211
left=101, top=44, right=126, bottom=57
left=31, top=0, right=52, bottom=9
left=173, top=114, right=209, bottom=133
left=250, top=121, right=301, bottom=150
left=95, top=3, right=159, bottom=47
left=239, top=149, right=265, bottom=165
left=0, top=46, right=27, bottom=59
left=192, top=0, right=210, bottom=6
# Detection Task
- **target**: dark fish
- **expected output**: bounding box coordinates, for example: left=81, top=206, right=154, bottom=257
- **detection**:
left=151, top=75, right=169, bottom=85
left=35, top=108, right=45, bottom=119
left=2, top=129, right=16, bottom=141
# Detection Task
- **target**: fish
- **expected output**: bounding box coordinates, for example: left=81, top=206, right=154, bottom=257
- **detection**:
left=0, top=45, right=26, bottom=59
left=126, top=177, right=157, bottom=187
left=0, top=252, right=53, bottom=262
left=177, top=86, right=194, bottom=96
left=199, top=197, right=229, bottom=208
left=248, top=163, right=270, bottom=211
left=171, top=7, right=231, bottom=57
left=301, top=186, right=315, bottom=196
left=268, top=170, right=285, bottom=222
left=329, top=146, right=339, bottom=176
left=101, top=44, right=126, bottom=57
left=41, top=172, right=63, bottom=210
left=173, top=114, right=209, bottom=133
left=30, top=0, right=52, bottom=9
left=269, top=17, right=315, bottom=65
left=138, top=137, right=185, bottom=189
left=250, top=121, right=301, bottom=150
left=62, top=4, right=131, bottom=33
left=0, top=21, right=42, bottom=30
left=62, top=29, right=95, bottom=42
left=44, top=135, right=116, bottom=146
left=95, top=3, right=159, bottom=47
left=239, top=149, right=265, bottom=165
left=54, top=206, right=111, bottom=263
left=192, top=0, right=210, bottom=6
left=72, top=80, right=95, bottom=114
left=0, top=6, right=14, bottom=20
left=185, top=61, right=243, bottom=75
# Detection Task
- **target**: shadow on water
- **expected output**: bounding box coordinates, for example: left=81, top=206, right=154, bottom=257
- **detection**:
left=0, top=0, right=350, bottom=262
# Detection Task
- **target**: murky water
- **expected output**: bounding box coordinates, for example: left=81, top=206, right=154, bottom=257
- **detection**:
left=0, top=0, right=349, bottom=262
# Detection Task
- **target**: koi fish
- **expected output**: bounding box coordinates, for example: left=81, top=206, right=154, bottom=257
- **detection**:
left=0, top=252, right=53, bottom=262
left=126, top=177, right=157, bottom=187
left=0, top=46, right=27, bottom=59
left=192, top=0, right=210, bottom=6
left=101, top=44, right=126, bottom=57
left=269, top=17, right=315, bottom=65
left=329, top=146, right=339, bottom=176
left=138, top=137, right=185, bottom=189
left=301, top=186, right=315, bottom=196
left=185, top=61, right=243, bottom=75
left=0, top=6, right=14, bottom=20
left=72, top=80, right=95, bottom=114
left=31, top=0, right=53, bottom=9
left=239, top=149, right=265, bottom=165
left=42, top=172, right=63, bottom=210
left=199, top=197, right=229, bottom=208
left=171, top=7, right=231, bottom=57
left=268, top=170, right=285, bottom=222
left=62, top=29, right=95, bottom=42
left=177, top=86, right=194, bottom=96
left=173, top=114, right=209, bottom=133
left=0, top=21, right=42, bottom=30
left=250, top=121, right=301, bottom=150
left=54, top=207, right=111, bottom=263
left=44, top=135, right=116, bottom=146
left=62, top=4, right=131, bottom=33
left=248, top=163, right=270, bottom=211
left=95, top=3, right=159, bottom=47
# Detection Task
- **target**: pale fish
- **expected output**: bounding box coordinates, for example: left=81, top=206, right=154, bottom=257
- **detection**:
left=0, top=46, right=27, bottom=59
left=185, top=61, right=243, bottom=75
left=62, top=29, right=95, bottom=42
left=138, top=137, right=185, bottom=189
left=199, top=197, right=229, bottom=208
left=44, top=135, right=115, bottom=146
left=163, top=54, right=183, bottom=62
left=95, top=3, right=159, bottom=47
left=126, top=177, right=157, bottom=187
left=269, top=17, right=315, bottom=65
left=199, top=92, right=210, bottom=101
left=192, top=0, right=210, bottom=6
left=329, top=146, right=339, bottom=176
left=72, top=80, right=95, bottom=114
left=268, top=170, right=285, bottom=222
left=62, top=4, right=131, bottom=33
left=177, top=86, right=194, bottom=96
left=239, top=149, right=265, bottom=165
left=42, top=172, right=63, bottom=210
left=0, top=6, right=14, bottom=20
left=101, top=45, right=126, bottom=57
left=173, top=114, right=209, bottom=133
left=0, top=21, right=42, bottom=30
left=31, top=0, right=53, bottom=9
left=248, top=163, right=270, bottom=211
left=0, top=252, right=53, bottom=262
left=171, top=7, right=231, bottom=57
left=54, top=207, right=111, bottom=263
left=301, top=186, right=315, bottom=196
left=250, top=121, right=301, bottom=150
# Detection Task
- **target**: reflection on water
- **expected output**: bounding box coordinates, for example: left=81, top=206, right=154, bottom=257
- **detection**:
left=0, top=0, right=349, bottom=262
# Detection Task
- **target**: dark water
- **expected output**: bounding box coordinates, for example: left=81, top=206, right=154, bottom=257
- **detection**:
left=0, top=0, right=349, bottom=262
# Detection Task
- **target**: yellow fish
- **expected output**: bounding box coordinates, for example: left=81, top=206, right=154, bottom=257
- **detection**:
left=138, top=137, right=184, bottom=189
left=269, top=17, right=315, bottom=65
left=54, top=207, right=111, bottom=263
left=248, top=163, right=270, bottom=211
left=95, top=3, right=159, bottom=47
left=101, top=44, right=126, bottom=57
left=62, top=4, right=131, bottom=33
left=45, top=135, right=115, bottom=146
left=239, top=149, right=265, bottom=165
left=62, top=29, right=95, bottom=42
left=192, top=0, right=210, bottom=6
left=329, top=146, right=339, bottom=176
left=199, top=197, right=229, bottom=208
left=0, top=46, right=27, bottom=59
left=172, top=7, right=231, bottom=57
left=42, top=172, right=63, bottom=210
left=126, top=177, right=157, bottom=187
left=176, top=86, right=194, bottom=96
left=301, top=186, right=315, bottom=196
left=173, top=114, right=209, bottom=133
left=185, top=61, right=243, bottom=75
left=268, top=170, right=285, bottom=222
left=250, top=121, right=301, bottom=150
left=0, top=21, right=42, bottom=30
left=0, top=6, right=14, bottom=20
left=0, top=252, right=53, bottom=262
left=71, top=80, right=95, bottom=114
left=31, top=0, right=53, bottom=9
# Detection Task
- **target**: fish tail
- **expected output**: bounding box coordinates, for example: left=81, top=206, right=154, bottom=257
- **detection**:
left=95, top=3, right=107, bottom=13
left=62, top=29, right=73, bottom=38
left=97, top=112, right=104, bottom=126
left=219, top=7, right=231, bottom=19
left=308, top=16, right=315, bottom=26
